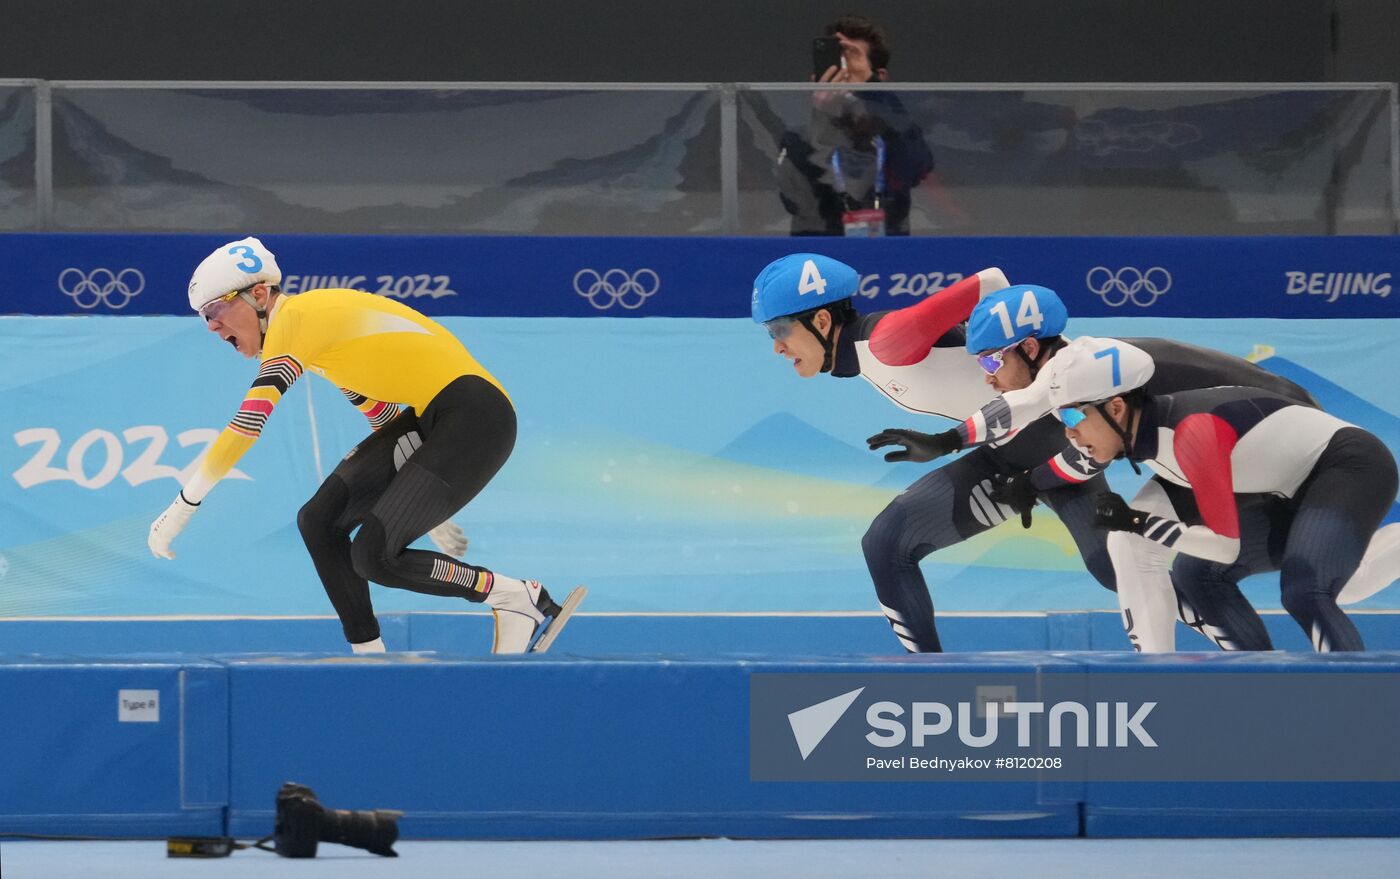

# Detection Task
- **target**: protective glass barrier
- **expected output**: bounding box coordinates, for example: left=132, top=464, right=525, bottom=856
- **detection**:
left=48, top=85, right=723, bottom=234
left=6, top=82, right=1395, bottom=235
left=737, top=85, right=1397, bottom=236
left=0, top=82, right=37, bottom=230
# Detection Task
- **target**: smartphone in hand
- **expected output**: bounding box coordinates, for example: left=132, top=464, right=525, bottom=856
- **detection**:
left=812, top=37, right=843, bottom=78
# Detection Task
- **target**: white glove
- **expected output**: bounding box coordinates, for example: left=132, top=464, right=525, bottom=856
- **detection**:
left=427, top=520, right=468, bottom=557
left=148, top=492, right=199, bottom=559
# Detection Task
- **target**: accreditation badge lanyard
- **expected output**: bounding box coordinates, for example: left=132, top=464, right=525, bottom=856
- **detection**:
left=831, top=135, right=887, bottom=238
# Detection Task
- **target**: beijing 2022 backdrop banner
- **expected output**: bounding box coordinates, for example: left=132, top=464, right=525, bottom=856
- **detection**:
left=0, top=233, right=1396, bottom=616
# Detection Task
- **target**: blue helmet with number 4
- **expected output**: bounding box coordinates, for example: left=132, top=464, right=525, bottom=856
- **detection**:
left=965, top=284, right=1068, bottom=354
left=751, top=253, right=859, bottom=324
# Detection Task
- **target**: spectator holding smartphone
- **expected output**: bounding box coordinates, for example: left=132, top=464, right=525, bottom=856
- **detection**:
left=776, top=14, right=938, bottom=237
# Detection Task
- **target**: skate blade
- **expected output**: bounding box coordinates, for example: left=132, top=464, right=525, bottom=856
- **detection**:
left=529, top=586, right=587, bottom=654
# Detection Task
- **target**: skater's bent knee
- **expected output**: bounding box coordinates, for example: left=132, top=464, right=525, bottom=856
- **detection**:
left=349, top=516, right=394, bottom=582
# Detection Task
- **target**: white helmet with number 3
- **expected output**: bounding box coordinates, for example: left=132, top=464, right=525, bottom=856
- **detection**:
left=187, top=236, right=283, bottom=313
left=1045, top=337, right=1156, bottom=407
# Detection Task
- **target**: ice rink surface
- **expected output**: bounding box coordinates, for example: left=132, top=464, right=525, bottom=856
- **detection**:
left=4, top=838, right=1400, bottom=879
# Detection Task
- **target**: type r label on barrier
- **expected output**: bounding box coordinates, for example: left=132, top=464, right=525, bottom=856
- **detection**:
left=118, top=689, right=160, bottom=723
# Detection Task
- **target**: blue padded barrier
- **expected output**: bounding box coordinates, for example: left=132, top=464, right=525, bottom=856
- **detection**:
left=0, top=656, right=228, bottom=837
left=223, top=653, right=1082, bottom=840
left=3, top=649, right=1400, bottom=839
left=1066, top=652, right=1400, bottom=837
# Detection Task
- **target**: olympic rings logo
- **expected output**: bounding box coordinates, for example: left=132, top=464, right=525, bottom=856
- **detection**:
left=1085, top=266, right=1172, bottom=308
left=573, top=268, right=660, bottom=311
left=1076, top=119, right=1202, bottom=156
left=58, top=268, right=146, bottom=310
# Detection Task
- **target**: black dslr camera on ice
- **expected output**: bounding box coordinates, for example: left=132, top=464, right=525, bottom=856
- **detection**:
left=274, top=781, right=402, bottom=858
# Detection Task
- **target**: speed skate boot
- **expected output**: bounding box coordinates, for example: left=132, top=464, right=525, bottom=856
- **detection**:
left=486, top=578, right=587, bottom=654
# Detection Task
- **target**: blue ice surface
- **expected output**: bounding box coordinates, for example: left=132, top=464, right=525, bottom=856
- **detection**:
left=3, top=838, right=1399, bottom=879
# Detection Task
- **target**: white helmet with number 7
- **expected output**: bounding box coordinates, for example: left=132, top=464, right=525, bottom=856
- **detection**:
left=1045, top=337, right=1156, bottom=408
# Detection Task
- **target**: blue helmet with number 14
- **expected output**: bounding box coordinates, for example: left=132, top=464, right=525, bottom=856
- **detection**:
left=965, top=284, right=1068, bottom=354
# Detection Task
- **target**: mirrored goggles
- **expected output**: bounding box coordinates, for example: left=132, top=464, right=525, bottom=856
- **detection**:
left=1052, top=405, right=1089, bottom=429
left=764, top=316, right=800, bottom=341
left=976, top=344, right=1018, bottom=376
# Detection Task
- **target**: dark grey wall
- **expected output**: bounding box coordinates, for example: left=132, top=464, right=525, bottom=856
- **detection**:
left=1331, top=0, right=1400, bottom=83
left=0, top=0, right=1394, bottom=84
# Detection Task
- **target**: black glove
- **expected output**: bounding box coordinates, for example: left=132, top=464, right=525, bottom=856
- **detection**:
left=1094, top=492, right=1149, bottom=533
left=866, top=428, right=962, bottom=463
left=989, top=470, right=1037, bottom=529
